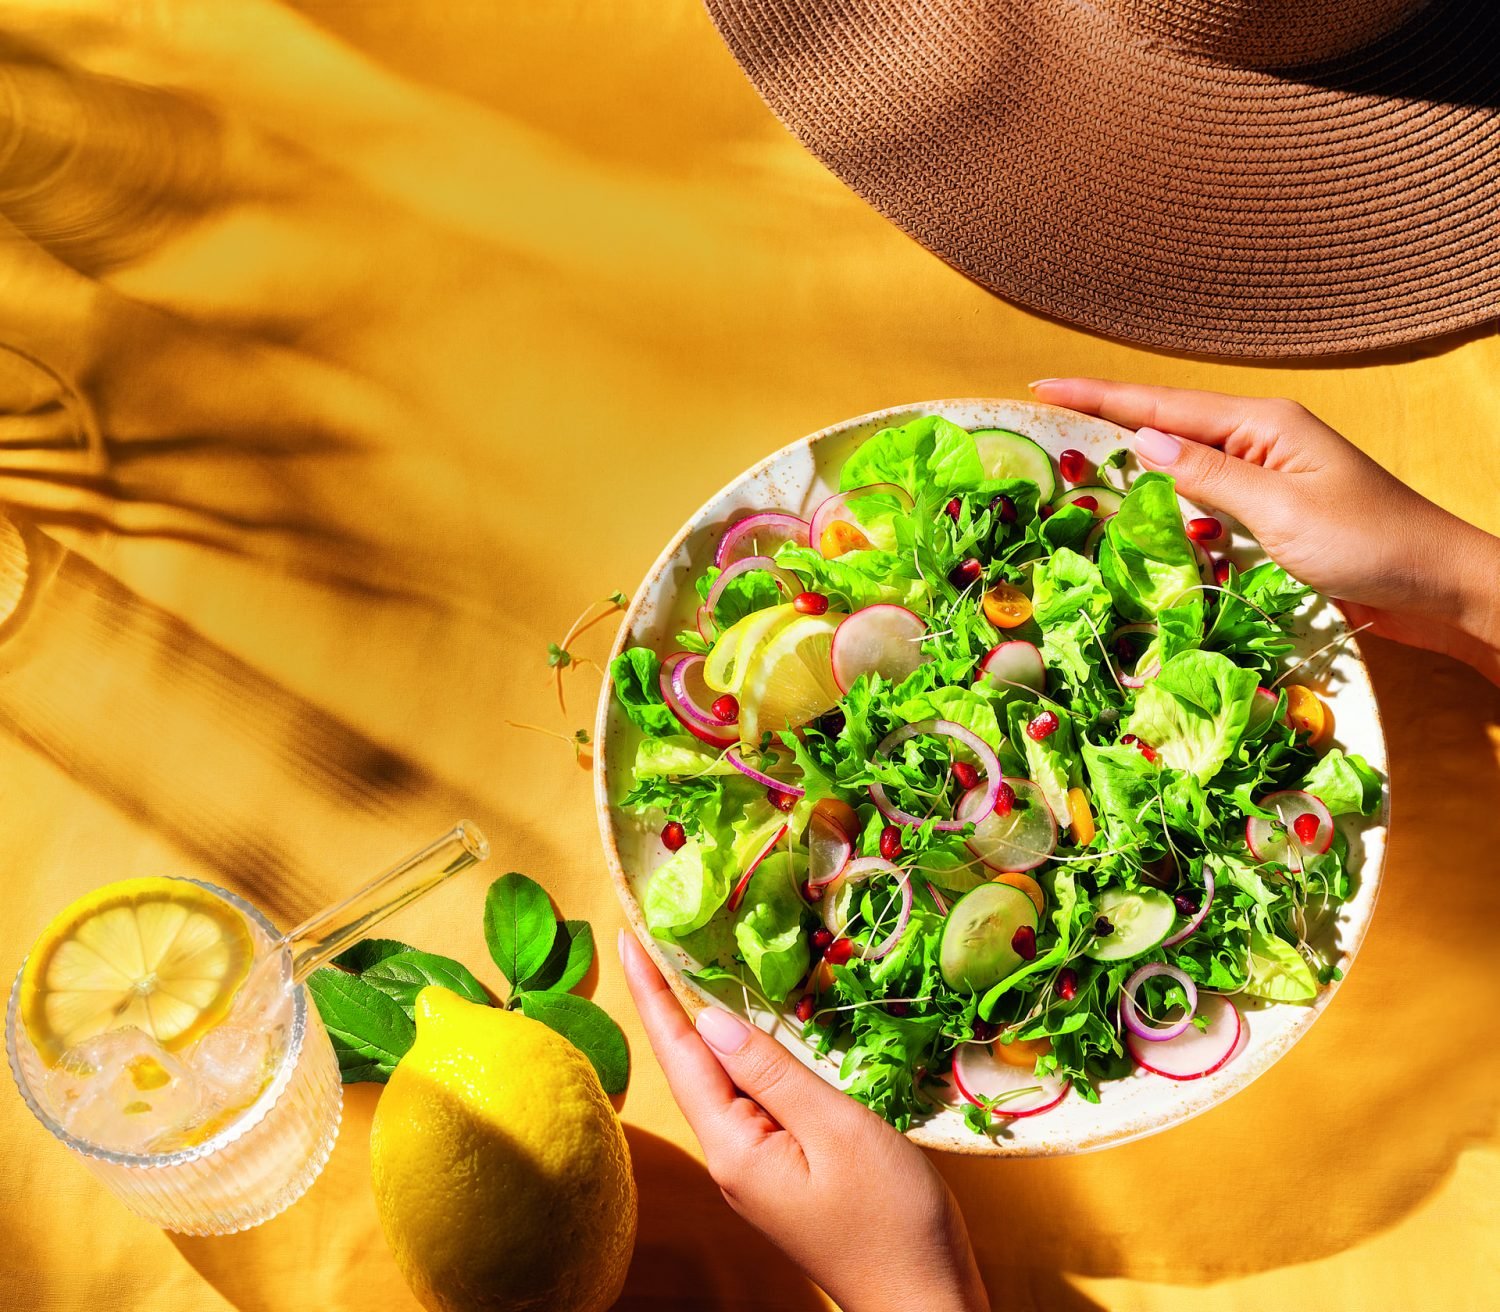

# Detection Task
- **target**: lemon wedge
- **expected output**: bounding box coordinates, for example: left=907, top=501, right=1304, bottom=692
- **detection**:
left=739, top=612, right=844, bottom=744
left=703, top=603, right=798, bottom=694
left=20, top=878, right=256, bottom=1066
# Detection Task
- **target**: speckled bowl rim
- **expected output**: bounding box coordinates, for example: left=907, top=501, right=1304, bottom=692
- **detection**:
left=595, top=398, right=1388, bottom=1157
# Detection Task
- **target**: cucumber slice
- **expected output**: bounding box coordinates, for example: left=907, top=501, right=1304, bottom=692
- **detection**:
left=1085, top=888, right=1176, bottom=961
left=971, top=429, right=1057, bottom=503
left=1055, top=484, right=1124, bottom=516
left=939, top=881, right=1039, bottom=992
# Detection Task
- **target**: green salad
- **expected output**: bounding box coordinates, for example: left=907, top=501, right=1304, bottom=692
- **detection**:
left=609, top=415, right=1382, bottom=1133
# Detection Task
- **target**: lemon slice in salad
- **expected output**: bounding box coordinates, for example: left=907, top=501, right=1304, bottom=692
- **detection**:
left=739, top=612, right=844, bottom=744
left=704, top=603, right=798, bottom=694
left=20, top=878, right=256, bottom=1065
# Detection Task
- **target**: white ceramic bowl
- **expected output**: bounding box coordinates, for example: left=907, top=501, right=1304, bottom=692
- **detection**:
left=595, top=399, right=1388, bottom=1156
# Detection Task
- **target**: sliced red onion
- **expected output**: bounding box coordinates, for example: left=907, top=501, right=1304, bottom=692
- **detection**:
left=821, top=857, right=912, bottom=960
left=703, top=555, right=800, bottom=627
left=926, top=882, right=950, bottom=915
left=868, top=719, right=1000, bottom=831
left=727, top=824, right=788, bottom=912
left=725, top=745, right=806, bottom=798
left=1121, top=963, right=1198, bottom=1043
left=808, top=483, right=914, bottom=556
left=1162, top=865, right=1216, bottom=948
left=715, top=512, right=810, bottom=569
left=660, top=653, right=737, bottom=745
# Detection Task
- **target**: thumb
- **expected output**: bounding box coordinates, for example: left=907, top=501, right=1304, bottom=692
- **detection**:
left=1133, top=425, right=1275, bottom=525
left=695, top=1006, right=857, bottom=1139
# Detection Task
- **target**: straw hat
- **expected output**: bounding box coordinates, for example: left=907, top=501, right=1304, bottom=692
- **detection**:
left=704, top=0, right=1500, bottom=357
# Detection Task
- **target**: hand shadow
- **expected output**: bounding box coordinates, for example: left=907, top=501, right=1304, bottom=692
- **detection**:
left=937, top=637, right=1500, bottom=1290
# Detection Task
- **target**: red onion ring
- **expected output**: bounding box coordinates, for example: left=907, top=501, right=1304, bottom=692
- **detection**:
left=698, top=555, right=801, bottom=642
left=868, top=719, right=1001, bottom=831
left=715, top=512, right=810, bottom=569
left=926, top=882, right=950, bottom=915
left=808, top=483, right=914, bottom=556
left=725, top=745, right=806, bottom=799
left=821, top=857, right=912, bottom=960
left=1121, top=963, right=1198, bottom=1043
left=1162, top=865, right=1216, bottom=948
left=726, top=824, right=789, bottom=912
left=660, top=653, right=737, bottom=740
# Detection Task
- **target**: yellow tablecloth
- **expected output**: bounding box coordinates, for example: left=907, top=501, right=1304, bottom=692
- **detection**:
left=1, top=4, right=1498, bottom=1310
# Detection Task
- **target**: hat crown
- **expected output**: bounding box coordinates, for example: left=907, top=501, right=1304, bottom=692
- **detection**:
left=1103, top=0, right=1431, bottom=67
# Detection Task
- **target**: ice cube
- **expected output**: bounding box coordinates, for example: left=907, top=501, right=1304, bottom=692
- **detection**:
left=188, top=1026, right=275, bottom=1100
left=49, top=1028, right=205, bottom=1155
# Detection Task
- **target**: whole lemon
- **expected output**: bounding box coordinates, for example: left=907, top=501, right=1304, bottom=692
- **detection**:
left=371, top=987, right=636, bottom=1312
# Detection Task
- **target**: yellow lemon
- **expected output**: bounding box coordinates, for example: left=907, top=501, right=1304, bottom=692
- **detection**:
left=371, top=987, right=636, bottom=1312
left=20, top=877, right=255, bottom=1065
left=737, top=612, right=844, bottom=744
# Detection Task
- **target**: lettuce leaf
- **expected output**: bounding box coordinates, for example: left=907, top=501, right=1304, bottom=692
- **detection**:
left=1123, top=649, right=1258, bottom=783
left=839, top=415, right=984, bottom=496
left=1300, top=749, right=1382, bottom=816
left=776, top=544, right=927, bottom=613
left=609, top=648, right=678, bottom=737
left=733, top=853, right=810, bottom=1002
left=893, top=684, right=1004, bottom=752
left=1098, top=472, right=1202, bottom=621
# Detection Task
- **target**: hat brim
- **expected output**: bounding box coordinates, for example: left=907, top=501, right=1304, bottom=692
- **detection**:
left=705, top=0, right=1500, bottom=357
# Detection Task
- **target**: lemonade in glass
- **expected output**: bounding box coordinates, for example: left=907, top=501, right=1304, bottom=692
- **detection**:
left=6, top=823, right=487, bottom=1234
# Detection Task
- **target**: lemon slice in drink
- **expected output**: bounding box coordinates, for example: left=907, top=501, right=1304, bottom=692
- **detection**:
left=739, top=613, right=844, bottom=745
left=20, top=878, right=256, bottom=1066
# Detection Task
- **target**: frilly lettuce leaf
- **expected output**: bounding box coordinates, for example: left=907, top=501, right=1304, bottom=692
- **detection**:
left=732, top=852, right=810, bottom=1002
left=1098, top=472, right=1202, bottom=621
left=1300, top=748, right=1382, bottom=817
left=1123, top=649, right=1258, bottom=783
left=839, top=415, right=984, bottom=496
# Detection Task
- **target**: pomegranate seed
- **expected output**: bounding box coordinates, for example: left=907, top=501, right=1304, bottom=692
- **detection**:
left=1138, top=743, right=1159, bottom=763
left=990, top=494, right=1018, bottom=524
left=811, top=928, right=834, bottom=955
left=711, top=693, right=739, bottom=723
left=1057, top=968, right=1079, bottom=1001
left=1120, top=732, right=1139, bottom=746
left=949, top=558, right=983, bottom=590
left=886, top=1000, right=910, bottom=1017
left=1039, top=503, right=1054, bottom=519
left=971, top=1018, right=999, bottom=1042
left=879, top=825, right=903, bottom=861
left=794, top=591, right=830, bottom=615
left=951, top=760, right=980, bottom=790
left=1293, top=813, right=1321, bottom=846
left=1072, top=494, right=1099, bottom=512
left=1213, top=556, right=1232, bottom=586
left=661, top=821, right=687, bottom=851
left=993, top=781, right=1016, bottom=817
left=1026, top=710, right=1060, bottom=741
left=767, top=786, right=797, bottom=812
left=1059, top=449, right=1087, bottom=483
left=1011, top=924, right=1037, bottom=960
left=1174, top=893, right=1199, bottom=916
left=795, top=994, right=816, bottom=1023
left=1186, top=516, right=1223, bottom=543
left=1094, top=916, right=1115, bottom=937
left=800, top=879, right=820, bottom=903
left=945, top=497, right=963, bottom=521
left=824, top=937, right=855, bottom=966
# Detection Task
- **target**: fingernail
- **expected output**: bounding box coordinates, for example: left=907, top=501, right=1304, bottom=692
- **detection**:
left=1028, top=378, right=1059, bottom=390
left=695, top=1006, right=750, bottom=1054
left=1134, top=426, right=1181, bottom=466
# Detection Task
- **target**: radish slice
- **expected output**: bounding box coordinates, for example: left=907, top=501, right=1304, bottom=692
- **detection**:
left=726, top=824, right=788, bottom=912
left=660, top=653, right=738, bottom=745
left=715, top=512, right=810, bottom=569
left=831, top=605, right=931, bottom=693
left=869, top=720, right=1001, bottom=831
left=725, top=745, right=805, bottom=798
left=951, top=1042, right=1069, bottom=1117
left=975, top=641, right=1046, bottom=696
left=1246, top=789, right=1334, bottom=863
left=809, top=483, right=913, bottom=557
left=821, top=857, right=912, bottom=959
left=1129, top=994, right=1242, bottom=1080
left=806, top=811, right=853, bottom=890
left=957, top=781, right=1057, bottom=872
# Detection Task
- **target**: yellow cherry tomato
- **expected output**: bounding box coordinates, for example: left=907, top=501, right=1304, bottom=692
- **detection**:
left=996, top=1035, right=1052, bottom=1068
left=990, top=872, right=1046, bottom=918
left=982, top=582, right=1033, bottom=630
left=1066, top=786, right=1096, bottom=847
left=1284, top=684, right=1334, bottom=748
left=818, top=520, right=873, bottom=557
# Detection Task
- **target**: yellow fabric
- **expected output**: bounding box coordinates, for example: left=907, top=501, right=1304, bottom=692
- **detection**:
left=0, top=4, right=1497, bottom=1311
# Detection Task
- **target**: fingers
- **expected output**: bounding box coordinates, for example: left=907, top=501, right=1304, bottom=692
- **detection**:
left=1131, top=424, right=1276, bottom=524
left=617, top=930, right=745, bottom=1156
left=1030, top=377, right=1265, bottom=446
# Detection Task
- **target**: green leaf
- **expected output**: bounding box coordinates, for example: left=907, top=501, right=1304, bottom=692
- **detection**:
left=524, top=919, right=595, bottom=993
left=516, top=991, right=630, bottom=1094
left=484, top=873, right=558, bottom=988
left=609, top=647, right=679, bottom=737
left=1301, top=749, right=1382, bottom=817
left=547, top=642, right=573, bottom=668
left=331, top=938, right=418, bottom=973
left=1123, top=649, right=1259, bottom=783
left=362, top=950, right=492, bottom=1018
left=307, top=968, right=416, bottom=1083
left=839, top=415, right=983, bottom=496
left=892, top=684, right=1004, bottom=752
left=1244, top=929, right=1318, bottom=1002
left=1098, top=472, right=1202, bottom=620
left=732, top=852, right=811, bottom=1003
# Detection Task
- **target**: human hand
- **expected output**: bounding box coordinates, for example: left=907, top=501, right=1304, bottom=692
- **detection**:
left=618, top=931, right=989, bottom=1312
left=1031, top=377, right=1500, bottom=684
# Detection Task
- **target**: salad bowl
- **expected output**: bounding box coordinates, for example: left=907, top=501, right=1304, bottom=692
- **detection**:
left=595, top=399, right=1388, bottom=1156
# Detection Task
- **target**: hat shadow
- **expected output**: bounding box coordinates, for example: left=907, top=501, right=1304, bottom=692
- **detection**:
left=937, top=637, right=1500, bottom=1288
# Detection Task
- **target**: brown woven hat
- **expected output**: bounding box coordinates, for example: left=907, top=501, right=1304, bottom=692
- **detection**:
left=704, top=0, right=1500, bottom=357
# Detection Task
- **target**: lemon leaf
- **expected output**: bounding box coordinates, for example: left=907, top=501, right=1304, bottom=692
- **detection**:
left=308, top=968, right=416, bottom=1083
left=484, top=874, right=558, bottom=989
left=516, top=992, right=629, bottom=1095
left=522, top=920, right=594, bottom=994
left=362, top=951, right=493, bottom=1018
left=332, top=938, right=418, bottom=973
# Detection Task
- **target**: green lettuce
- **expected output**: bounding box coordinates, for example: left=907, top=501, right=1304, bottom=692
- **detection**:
left=1301, top=749, right=1382, bottom=816
left=1098, top=472, right=1202, bottom=621
left=609, top=648, right=678, bottom=737
left=1244, top=928, right=1317, bottom=1002
left=733, top=852, right=810, bottom=1001
left=776, top=544, right=927, bottom=613
left=1123, top=649, right=1258, bottom=783
left=893, top=684, right=1004, bottom=752
left=1032, top=548, right=1113, bottom=687
left=839, top=415, right=984, bottom=496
